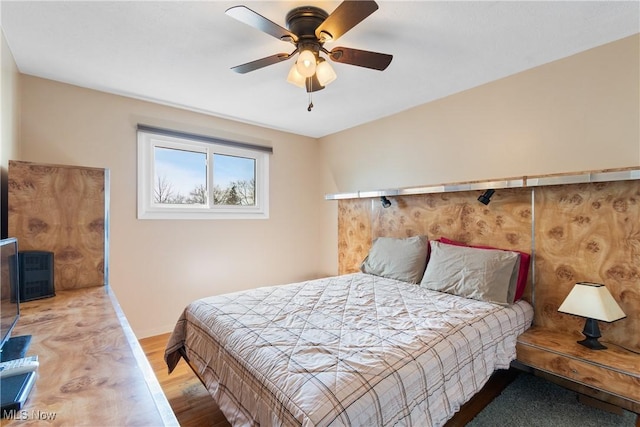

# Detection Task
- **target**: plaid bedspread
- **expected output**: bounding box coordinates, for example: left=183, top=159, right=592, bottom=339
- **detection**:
left=165, top=273, right=533, bottom=427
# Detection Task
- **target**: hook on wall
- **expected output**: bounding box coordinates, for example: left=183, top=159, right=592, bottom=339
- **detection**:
left=380, top=196, right=392, bottom=208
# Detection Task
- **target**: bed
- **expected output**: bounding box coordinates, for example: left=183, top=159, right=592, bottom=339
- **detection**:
left=165, top=238, right=534, bottom=427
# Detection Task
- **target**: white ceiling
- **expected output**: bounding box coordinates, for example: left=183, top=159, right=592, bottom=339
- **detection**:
left=2, top=1, right=638, bottom=138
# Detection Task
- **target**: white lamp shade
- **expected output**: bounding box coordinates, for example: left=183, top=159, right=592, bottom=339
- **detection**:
left=286, top=63, right=306, bottom=88
left=558, top=282, right=626, bottom=322
left=296, top=49, right=316, bottom=78
left=316, top=60, right=337, bottom=86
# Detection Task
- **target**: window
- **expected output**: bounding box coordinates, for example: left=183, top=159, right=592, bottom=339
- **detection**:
left=137, top=126, right=271, bottom=219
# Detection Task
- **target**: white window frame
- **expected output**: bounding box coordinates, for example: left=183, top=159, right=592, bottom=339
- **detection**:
left=137, top=127, right=270, bottom=220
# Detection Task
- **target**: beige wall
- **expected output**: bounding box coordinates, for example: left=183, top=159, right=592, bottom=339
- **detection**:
left=319, top=35, right=640, bottom=193
left=19, top=76, right=328, bottom=337
left=1, top=30, right=20, bottom=238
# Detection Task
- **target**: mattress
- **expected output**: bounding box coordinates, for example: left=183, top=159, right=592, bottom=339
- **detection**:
left=165, top=273, right=533, bottom=426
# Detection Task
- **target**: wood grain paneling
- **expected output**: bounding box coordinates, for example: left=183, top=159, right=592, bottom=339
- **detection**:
left=338, top=188, right=532, bottom=298
left=517, top=327, right=640, bottom=411
left=534, top=181, right=640, bottom=351
left=372, top=189, right=531, bottom=246
left=5, top=287, right=175, bottom=426
left=8, top=160, right=106, bottom=290
left=337, top=180, right=639, bottom=352
left=338, top=198, right=372, bottom=274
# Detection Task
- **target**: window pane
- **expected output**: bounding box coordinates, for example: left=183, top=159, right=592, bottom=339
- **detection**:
left=154, top=147, right=207, bottom=205
left=213, top=154, right=256, bottom=206
left=138, top=128, right=269, bottom=219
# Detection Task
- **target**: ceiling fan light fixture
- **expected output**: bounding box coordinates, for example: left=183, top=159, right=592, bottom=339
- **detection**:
left=296, top=49, right=317, bottom=78
left=316, top=58, right=337, bottom=86
left=286, top=63, right=306, bottom=88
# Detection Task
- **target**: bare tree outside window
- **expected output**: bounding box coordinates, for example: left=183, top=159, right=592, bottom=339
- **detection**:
left=187, top=184, right=207, bottom=204
left=155, top=178, right=255, bottom=206
left=213, top=179, right=255, bottom=205
left=231, top=178, right=255, bottom=205
left=154, top=175, right=177, bottom=203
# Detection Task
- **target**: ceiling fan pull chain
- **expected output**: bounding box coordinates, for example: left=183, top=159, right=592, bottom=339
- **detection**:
left=307, top=78, right=314, bottom=111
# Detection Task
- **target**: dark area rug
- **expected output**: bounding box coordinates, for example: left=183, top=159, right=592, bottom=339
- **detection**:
left=468, top=372, right=637, bottom=427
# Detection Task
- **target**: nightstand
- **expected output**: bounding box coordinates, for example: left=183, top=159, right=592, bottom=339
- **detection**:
left=515, top=326, right=640, bottom=422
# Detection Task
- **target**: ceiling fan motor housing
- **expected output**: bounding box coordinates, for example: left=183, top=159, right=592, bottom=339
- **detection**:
left=286, top=6, right=329, bottom=42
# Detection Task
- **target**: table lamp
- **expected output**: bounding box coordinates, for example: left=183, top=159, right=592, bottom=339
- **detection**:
left=558, top=282, right=626, bottom=350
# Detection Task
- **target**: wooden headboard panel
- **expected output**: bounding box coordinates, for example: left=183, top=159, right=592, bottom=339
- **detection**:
left=337, top=180, right=639, bottom=352
left=338, top=188, right=533, bottom=298
left=534, top=181, right=639, bottom=352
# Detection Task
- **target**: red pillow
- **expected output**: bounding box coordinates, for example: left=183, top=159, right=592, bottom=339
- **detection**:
left=438, top=237, right=530, bottom=301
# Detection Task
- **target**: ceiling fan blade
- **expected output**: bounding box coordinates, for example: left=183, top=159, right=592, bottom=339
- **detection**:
left=315, top=1, right=378, bottom=42
left=306, top=75, right=325, bottom=93
left=226, top=6, right=298, bottom=43
left=329, top=47, right=392, bottom=71
left=231, top=53, right=292, bottom=74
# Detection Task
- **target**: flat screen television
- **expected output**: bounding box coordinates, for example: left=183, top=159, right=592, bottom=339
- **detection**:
left=0, top=237, right=20, bottom=359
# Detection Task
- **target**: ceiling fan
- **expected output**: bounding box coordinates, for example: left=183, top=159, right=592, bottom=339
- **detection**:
left=226, top=1, right=393, bottom=110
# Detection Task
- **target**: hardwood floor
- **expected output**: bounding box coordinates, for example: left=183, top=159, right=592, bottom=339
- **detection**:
left=139, top=333, right=231, bottom=427
left=140, top=333, right=515, bottom=427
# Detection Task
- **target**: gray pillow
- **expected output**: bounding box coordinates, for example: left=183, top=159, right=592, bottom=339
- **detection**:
left=360, top=236, right=429, bottom=284
left=420, top=240, right=520, bottom=305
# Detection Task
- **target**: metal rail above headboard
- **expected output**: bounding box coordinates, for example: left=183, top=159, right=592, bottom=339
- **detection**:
left=325, top=166, right=640, bottom=200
